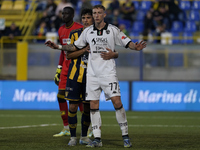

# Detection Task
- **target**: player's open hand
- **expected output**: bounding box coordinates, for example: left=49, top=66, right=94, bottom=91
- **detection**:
left=101, top=48, right=115, bottom=60
left=45, top=40, right=59, bottom=49
left=135, top=40, right=147, bottom=51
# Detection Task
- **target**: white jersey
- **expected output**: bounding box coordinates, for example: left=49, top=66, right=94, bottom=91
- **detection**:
left=74, top=23, right=131, bottom=77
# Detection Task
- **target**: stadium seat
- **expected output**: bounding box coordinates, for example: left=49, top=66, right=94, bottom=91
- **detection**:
left=1, top=1, right=13, bottom=10
left=102, top=0, right=112, bottom=9
left=139, top=1, right=152, bottom=11
left=132, top=21, right=144, bottom=33
left=91, top=0, right=102, bottom=6
left=136, top=10, right=146, bottom=21
left=172, top=32, right=180, bottom=44
left=184, top=21, right=197, bottom=32
left=181, top=32, right=193, bottom=44
left=130, top=32, right=140, bottom=43
left=13, top=0, right=25, bottom=10
left=179, top=1, right=191, bottom=10
left=191, top=1, right=200, bottom=10
left=171, top=21, right=183, bottom=32
left=188, top=10, right=200, bottom=21
left=168, top=53, right=184, bottom=67
left=133, top=1, right=140, bottom=10
left=118, top=19, right=132, bottom=31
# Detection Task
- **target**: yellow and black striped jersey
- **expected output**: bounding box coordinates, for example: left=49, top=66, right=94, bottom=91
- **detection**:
left=67, top=28, right=88, bottom=83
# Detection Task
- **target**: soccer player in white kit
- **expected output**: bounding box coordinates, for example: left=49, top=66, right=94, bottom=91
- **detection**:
left=45, top=4, right=146, bottom=148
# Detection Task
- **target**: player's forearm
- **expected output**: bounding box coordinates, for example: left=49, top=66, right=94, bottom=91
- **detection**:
left=58, top=44, right=77, bottom=52
left=128, top=42, right=136, bottom=50
left=67, top=49, right=86, bottom=59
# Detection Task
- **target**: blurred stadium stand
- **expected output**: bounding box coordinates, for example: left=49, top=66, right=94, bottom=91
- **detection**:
left=0, top=0, right=200, bottom=81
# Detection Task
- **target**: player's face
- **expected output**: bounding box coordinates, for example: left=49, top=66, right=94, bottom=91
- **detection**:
left=92, top=8, right=106, bottom=24
left=81, top=14, right=93, bottom=28
left=62, top=8, right=74, bottom=23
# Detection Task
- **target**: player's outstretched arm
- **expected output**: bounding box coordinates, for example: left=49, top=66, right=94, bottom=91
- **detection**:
left=67, top=45, right=90, bottom=59
left=128, top=40, right=147, bottom=51
left=45, top=40, right=77, bottom=52
left=101, top=48, right=118, bottom=60
left=45, top=40, right=59, bottom=49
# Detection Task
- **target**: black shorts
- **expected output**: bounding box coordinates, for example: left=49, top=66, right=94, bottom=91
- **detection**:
left=65, top=79, right=88, bottom=104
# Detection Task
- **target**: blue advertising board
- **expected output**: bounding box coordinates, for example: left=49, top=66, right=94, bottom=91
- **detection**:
left=0, top=81, right=129, bottom=111
left=132, top=82, right=200, bottom=111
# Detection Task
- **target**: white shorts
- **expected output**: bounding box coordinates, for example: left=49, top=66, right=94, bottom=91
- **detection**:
left=86, top=75, right=121, bottom=101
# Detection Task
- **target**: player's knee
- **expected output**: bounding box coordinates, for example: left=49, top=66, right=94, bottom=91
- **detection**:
left=69, top=102, right=78, bottom=112
left=111, top=97, right=122, bottom=108
left=90, top=100, right=99, bottom=109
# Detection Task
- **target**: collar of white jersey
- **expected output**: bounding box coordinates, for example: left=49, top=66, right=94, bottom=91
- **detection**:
left=93, top=22, right=108, bottom=31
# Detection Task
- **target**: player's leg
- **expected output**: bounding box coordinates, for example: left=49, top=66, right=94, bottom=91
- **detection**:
left=66, top=79, right=91, bottom=146
left=79, top=102, right=92, bottom=145
left=79, top=83, right=92, bottom=145
left=78, top=101, right=92, bottom=137
left=53, top=89, right=70, bottom=137
left=111, top=96, right=132, bottom=148
left=102, top=75, right=132, bottom=148
left=53, top=59, right=70, bottom=137
left=85, top=76, right=102, bottom=147
left=68, top=101, right=79, bottom=146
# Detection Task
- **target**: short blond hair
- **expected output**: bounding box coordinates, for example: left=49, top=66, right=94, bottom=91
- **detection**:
left=93, top=5, right=105, bottom=11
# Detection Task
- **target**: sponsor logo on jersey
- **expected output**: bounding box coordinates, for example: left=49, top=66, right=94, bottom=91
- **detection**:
left=92, top=38, right=96, bottom=45
left=91, top=38, right=108, bottom=45
left=62, top=38, right=71, bottom=44
left=90, top=31, right=94, bottom=34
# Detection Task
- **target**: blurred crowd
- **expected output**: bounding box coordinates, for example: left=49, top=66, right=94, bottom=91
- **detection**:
left=0, top=0, right=199, bottom=44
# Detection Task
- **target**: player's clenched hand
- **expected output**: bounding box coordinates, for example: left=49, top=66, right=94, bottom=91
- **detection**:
left=101, top=48, right=115, bottom=60
left=135, top=40, right=147, bottom=51
left=84, top=45, right=90, bottom=53
left=45, top=40, right=59, bottom=49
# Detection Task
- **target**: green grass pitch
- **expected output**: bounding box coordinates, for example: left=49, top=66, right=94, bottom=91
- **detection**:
left=0, top=110, right=200, bottom=150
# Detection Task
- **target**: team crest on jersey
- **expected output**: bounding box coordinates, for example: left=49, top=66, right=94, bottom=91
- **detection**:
left=106, top=30, right=110, bottom=34
left=63, top=38, right=71, bottom=44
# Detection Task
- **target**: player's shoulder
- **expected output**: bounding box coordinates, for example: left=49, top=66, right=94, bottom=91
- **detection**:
left=84, top=25, right=94, bottom=33
left=70, top=28, right=83, bottom=35
left=74, top=22, right=84, bottom=28
left=108, top=24, right=120, bottom=31
left=58, top=24, right=66, bottom=32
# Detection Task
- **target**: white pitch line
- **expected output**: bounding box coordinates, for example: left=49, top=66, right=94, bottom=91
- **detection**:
left=1, top=124, right=200, bottom=130
left=0, top=114, right=200, bottom=120
left=0, top=124, right=59, bottom=129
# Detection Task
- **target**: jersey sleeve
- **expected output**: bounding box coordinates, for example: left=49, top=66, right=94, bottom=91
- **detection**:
left=73, top=29, right=87, bottom=50
left=114, top=27, right=131, bottom=48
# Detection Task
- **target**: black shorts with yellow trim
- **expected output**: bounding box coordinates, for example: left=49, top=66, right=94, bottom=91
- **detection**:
left=65, top=79, right=89, bottom=104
